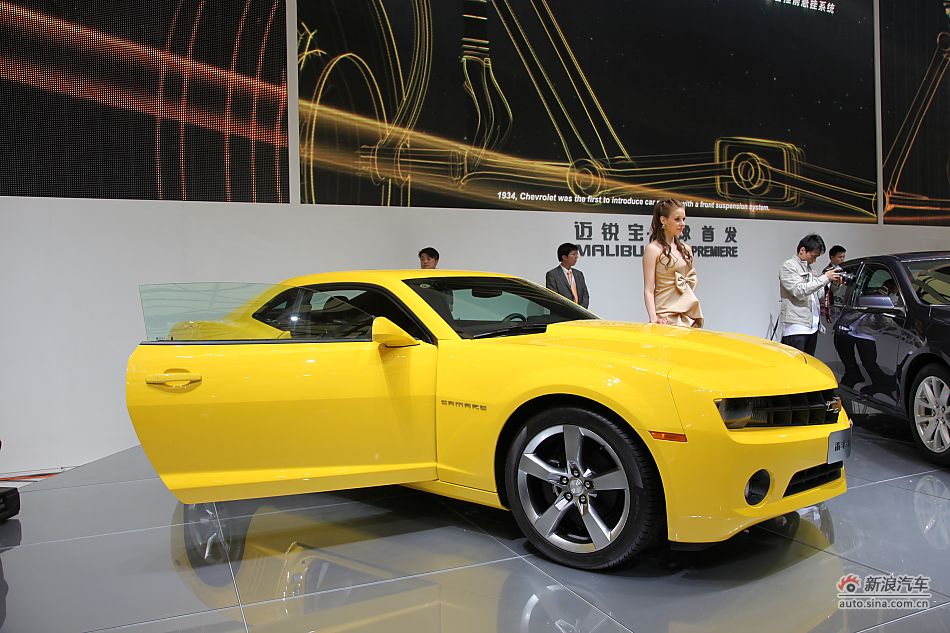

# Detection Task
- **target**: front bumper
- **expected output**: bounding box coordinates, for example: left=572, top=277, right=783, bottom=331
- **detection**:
left=646, top=384, right=850, bottom=544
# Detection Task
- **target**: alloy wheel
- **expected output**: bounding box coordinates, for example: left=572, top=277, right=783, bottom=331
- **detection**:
left=914, top=375, right=950, bottom=455
left=516, top=424, right=634, bottom=553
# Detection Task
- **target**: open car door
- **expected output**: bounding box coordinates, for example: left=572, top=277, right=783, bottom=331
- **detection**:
left=127, top=283, right=437, bottom=503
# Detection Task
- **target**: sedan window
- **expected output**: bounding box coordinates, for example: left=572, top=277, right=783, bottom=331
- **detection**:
left=855, top=265, right=903, bottom=307
left=405, top=277, right=596, bottom=338
left=905, top=259, right=950, bottom=306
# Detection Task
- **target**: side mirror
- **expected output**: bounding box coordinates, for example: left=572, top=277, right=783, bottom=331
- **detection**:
left=857, top=294, right=897, bottom=310
left=372, top=317, right=419, bottom=348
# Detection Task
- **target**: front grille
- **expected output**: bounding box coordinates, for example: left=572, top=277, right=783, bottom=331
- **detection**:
left=747, top=389, right=840, bottom=427
left=784, top=463, right=843, bottom=497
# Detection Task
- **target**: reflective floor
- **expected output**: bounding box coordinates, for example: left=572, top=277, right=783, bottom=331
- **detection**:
left=2, top=412, right=949, bottom=632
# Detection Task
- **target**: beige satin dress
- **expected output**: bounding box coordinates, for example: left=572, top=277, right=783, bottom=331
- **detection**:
left=653, top=249, right=704, bottom=328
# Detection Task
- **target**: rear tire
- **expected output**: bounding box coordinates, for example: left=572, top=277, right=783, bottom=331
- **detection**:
left=504, top=406, right=663, bottom=570
left=909, top=364, right=950, bottom=467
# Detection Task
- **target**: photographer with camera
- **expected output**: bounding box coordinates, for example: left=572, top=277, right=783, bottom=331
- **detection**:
left=779, top=234, right=842, bottom=355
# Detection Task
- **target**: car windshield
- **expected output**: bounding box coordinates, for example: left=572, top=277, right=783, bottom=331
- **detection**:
left=404, top=276, right=597, bottom=338
left=904, top=258, right=950, bottom=306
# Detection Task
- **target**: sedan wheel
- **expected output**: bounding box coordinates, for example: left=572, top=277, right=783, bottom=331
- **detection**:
left=910, top=364, right=950, bottom=467
left=505, top=406, right=662, bottom=570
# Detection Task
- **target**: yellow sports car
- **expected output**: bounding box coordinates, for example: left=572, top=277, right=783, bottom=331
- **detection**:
left=127, top=271, right=851, bottom=570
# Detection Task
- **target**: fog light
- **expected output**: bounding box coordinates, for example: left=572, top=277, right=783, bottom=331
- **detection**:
left=744, top=469, right=770, bottom=505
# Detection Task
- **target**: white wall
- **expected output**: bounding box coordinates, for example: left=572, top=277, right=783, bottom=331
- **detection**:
left=1, top=195, right=949, bottom=474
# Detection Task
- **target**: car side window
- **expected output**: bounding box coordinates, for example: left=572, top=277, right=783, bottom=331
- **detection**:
left=288, top=286, right=427, bottom=341
left=906, top=260, right=950, bottom=306
left=856, top=265, right=903, bottom=306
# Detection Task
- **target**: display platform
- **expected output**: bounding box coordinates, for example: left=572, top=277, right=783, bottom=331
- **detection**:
left=1, top=413, right=949, bottom=632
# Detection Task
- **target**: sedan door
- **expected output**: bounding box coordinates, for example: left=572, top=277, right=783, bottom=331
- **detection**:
left=831, top=263, right=906, bottom=409
left=127, top=283, right=437, bottom=503
left=815, top=262, right=860, bottom=381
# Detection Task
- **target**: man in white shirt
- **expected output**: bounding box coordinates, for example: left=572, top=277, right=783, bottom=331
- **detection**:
left=545, top=243, right=590, bottom=308
left=779, top=234, right=842, bottom=355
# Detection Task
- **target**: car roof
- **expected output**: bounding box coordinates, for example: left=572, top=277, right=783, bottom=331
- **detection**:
left=841, top=251, right=950, bottom=267
left=279, top=269, right=519, bottom=287
left=893, top=251, right=950, bottom=263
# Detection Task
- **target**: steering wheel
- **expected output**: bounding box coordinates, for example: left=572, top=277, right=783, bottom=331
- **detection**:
left=502, top=312, right=527, bottom=322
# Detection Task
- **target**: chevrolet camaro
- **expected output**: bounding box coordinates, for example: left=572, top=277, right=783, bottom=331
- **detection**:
left=127, top=271, right=851, bottom=569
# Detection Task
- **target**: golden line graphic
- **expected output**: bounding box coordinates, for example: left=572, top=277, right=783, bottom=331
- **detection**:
left=298, top=0, right=877, bottom=221
left=883, top=31, right=950, bottom=222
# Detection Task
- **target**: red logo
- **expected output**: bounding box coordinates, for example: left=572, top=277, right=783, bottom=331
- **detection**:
left=838, top=574, right=862, bottom=593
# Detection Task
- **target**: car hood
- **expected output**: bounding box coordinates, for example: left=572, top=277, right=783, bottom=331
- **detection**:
left=536, top=320, right=804, bottom=367
left=500, top=320, right=826, bottom=393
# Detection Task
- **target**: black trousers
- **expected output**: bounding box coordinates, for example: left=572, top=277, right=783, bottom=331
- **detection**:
left=782, top=332, right=818, bottom=356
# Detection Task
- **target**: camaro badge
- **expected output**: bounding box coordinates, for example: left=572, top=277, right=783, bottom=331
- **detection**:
left=441, top=399, right=488, bottom=411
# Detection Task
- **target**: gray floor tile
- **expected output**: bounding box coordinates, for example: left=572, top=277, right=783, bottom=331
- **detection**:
left=86, top=608, right=247, bottom=632
left=2, top=478, right=186, bottom=548
left=242, top=558, right=630, bottom=633
left=527, top=526, right=930, bottom=633
left=852, top=423, right=913, bottom=445
left=861, top=601, right=950, bottom=632
left=0, top=524, right=238, bottom=632
left=840, top=435, right=937, bottom=483
left=847, top=474, right=878, bottom=488
left=763, top=485, right=950, bottom=596
left=22, top=446, right=157, bottom=492
left=875, top=470, right=950, bottom=501
left=217, top=493, right=516, bottom=605
left=436, top=498, right=531, bottom=556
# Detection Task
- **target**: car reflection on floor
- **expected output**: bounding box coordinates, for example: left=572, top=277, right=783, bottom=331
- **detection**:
left=0, top=519, right=20, bottom=629
left=169, top=492, right=847, bottom=633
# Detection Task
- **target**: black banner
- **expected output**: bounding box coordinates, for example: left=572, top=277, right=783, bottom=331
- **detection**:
left=298, top=0, right=876, bottom=222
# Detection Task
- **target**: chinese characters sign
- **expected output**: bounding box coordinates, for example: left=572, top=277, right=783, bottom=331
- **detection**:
left=572, top=218, right=739, bottom=259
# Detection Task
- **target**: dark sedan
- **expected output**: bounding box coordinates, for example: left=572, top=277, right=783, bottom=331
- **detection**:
left=815, top=252, right=950, bottom=467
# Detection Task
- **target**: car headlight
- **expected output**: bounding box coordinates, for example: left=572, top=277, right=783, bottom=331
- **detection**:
left=716, top=398, right=754, bottom=429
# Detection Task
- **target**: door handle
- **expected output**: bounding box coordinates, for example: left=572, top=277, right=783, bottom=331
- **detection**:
left=145, top=373, right=202, bottom=386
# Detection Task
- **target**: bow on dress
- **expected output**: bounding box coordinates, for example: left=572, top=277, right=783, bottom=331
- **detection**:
left=674, top=269, right=697, bottom=293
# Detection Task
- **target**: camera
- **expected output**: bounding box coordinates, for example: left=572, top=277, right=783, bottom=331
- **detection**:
left=833, top=266, right=855, bottom=284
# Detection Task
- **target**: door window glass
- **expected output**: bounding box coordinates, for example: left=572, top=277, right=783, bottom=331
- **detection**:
left=904, top=258, right=950, bottom=305
left=856, top=265, right=903, bottom=306
left=256, top=286, right=427, bottom=341
left=138, top=282, right=425, bottom=342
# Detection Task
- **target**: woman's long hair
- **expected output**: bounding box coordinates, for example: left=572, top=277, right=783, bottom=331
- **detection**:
left=649, top=199, right=692, bottom=269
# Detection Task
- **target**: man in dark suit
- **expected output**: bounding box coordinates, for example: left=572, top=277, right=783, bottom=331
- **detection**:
left=545, top=243, right=590, bottom=308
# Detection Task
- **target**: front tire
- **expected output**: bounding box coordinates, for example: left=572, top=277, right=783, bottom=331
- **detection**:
left=504, top=406, right=662, bottom=570
left=909, top=364, right=950, bottom=467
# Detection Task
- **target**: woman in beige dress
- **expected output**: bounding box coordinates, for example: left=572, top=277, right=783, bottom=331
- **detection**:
left=642, top=199, right=703, bottom=327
